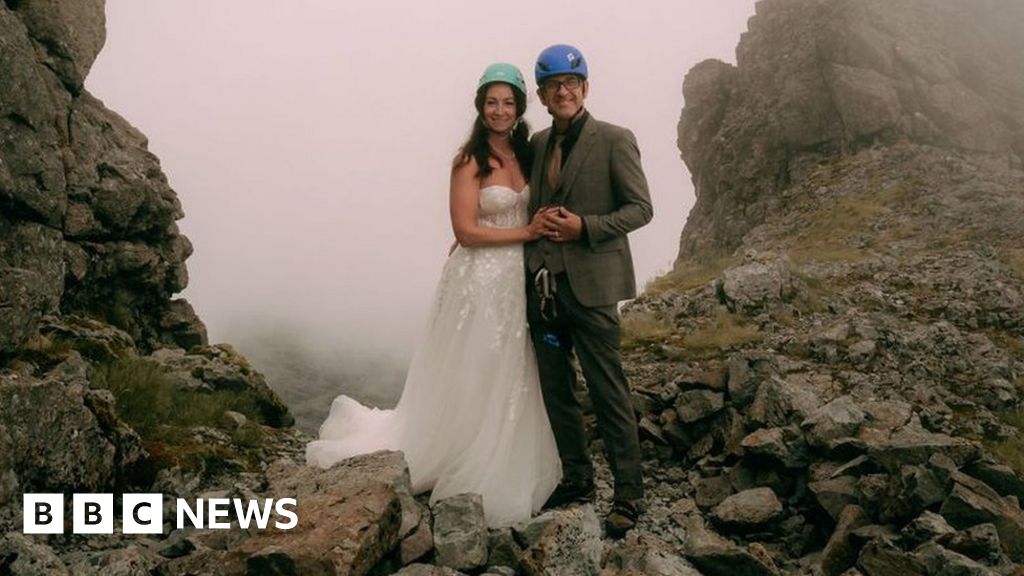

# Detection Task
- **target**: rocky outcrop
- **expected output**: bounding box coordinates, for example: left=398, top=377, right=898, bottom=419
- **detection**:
left=0, top=1, right=204, bottom=354
left=606, top=0, right=1024, bottom=572
left=0, top=354, right=147, bottom=532
left=676, top=0, right=1024, bottom=261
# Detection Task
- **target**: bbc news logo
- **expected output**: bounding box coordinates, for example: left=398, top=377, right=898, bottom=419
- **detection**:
left=23, top=494, right=298, bottom=534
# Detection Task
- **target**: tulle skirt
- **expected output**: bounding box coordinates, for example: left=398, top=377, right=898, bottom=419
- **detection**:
left=306, top=242, right=561, bottom=527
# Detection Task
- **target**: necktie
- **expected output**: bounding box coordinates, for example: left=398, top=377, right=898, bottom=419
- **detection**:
left=546, top=134, right=565, bottom=198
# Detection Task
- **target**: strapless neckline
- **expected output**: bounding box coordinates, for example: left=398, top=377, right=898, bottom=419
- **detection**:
left=481, top=184, right=528, bottom=196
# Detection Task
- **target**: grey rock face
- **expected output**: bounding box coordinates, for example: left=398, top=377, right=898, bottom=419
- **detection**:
left=0, top=2, right=203, bottom=354
left=0, top=356, right=149, bottom=532
left=432, top=493, right=488, bottom=572
left=518, top=505, right=602, bottom=576
left=0, top=220, right=63, bottom=355
left=0, top=532, right=69, bottom=576
left=5, top=0, right=106, bottom=91
left=676, top=0, right=1024, bottom=261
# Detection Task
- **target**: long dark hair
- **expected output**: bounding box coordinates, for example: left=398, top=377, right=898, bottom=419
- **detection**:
left=453, top=82, right=532, bottom=180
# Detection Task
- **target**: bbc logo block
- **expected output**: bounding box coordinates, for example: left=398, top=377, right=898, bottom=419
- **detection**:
left=24, top=494, right=164, bottom=535
left=23, top=494, right=63, bottom=534
left=22, top=493, right=296, bottom=534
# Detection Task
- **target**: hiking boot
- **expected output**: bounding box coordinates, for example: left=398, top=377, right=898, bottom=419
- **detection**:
left=542, top=478, right=596, bottom=510
left=605, top=499, right=643, bottom=539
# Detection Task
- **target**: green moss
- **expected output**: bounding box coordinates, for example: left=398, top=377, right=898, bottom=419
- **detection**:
left=788, top=182, right=912, bottom=264
left=680, top=308, right=762, bottom=359
left=1001, top=248, right=1024, bottom=281
left=90, top=357, right=266, bottom=475
left=621, top=312, right=675, bottom=350
left=791, top=272, right=834, bottom=315
left=987, top=412, right=1024, bottom=477
left=645, top=255, right=736, bottom=295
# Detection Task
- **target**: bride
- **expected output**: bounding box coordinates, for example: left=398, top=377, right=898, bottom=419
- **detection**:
left=307, top=62, right=561, bottom=527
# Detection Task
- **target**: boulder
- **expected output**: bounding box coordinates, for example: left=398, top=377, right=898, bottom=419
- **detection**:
left=936, top=523, right=1002, bottom=564
left=856, top=539, right=927, bottom=576
left=802, top=396, right=866, bottom=448
left=868, top=424, right=980, bottom=472
left=601, top=532, right=702, bottom=576
left=194, top=452, right=411, bottom=576
left=914, top=541, right=999, bottom=576
left=0, top=533, right=69, bottom=576
left=677, top=513, right=780, bottom=576
left=710, top=487, right=783, bottom=530
left=518, top=505, right=602, bottom=576
left=820, top=505, right=872, bottom=576
left=675, top=389, right=725, bottom=423
left=432, top=493, right=488, bottom=572
left=901, top=511, right=956, bottom=547
left=719, top=257, right=792, bottom=311
left=939, top=471, right=1024, bottom=562
left=749, top=375, right=822, bottom=428
left=810, top=476, right=861, bottom=521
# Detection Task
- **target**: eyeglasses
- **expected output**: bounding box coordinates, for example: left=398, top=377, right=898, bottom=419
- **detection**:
left=541, top=76, right=582, bottom=94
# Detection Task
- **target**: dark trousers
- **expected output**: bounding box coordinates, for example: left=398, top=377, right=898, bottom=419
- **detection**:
left=527, top=272, right=644, bottom=501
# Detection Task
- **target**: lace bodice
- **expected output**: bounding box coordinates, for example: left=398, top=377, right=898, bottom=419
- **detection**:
left=478, top=185, right=529, bottom=229
left=433, top=184, right=531, bottom=349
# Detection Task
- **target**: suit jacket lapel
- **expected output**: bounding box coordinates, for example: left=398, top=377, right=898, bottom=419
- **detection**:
left=558, top=119, right=598, bottom=202
left=531, top=130, right=551, bottom=212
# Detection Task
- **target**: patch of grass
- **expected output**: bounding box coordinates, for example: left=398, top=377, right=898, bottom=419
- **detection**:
left=792, top=272, right=833, bottom=315
left=788, top=182, right=911, bottom=264
left=15, top=333, right=76, bottom=369
left=988, top=412, right=1024, bottom=476
left=645, top=255, right=736, bottom=295
left=90, top=358, right=266, bottom=474
left=621, top=312, right=675, bottom=350
left=986, top=330, right=1024, bottom=359
left=681, top=308, right=762, bottom=358
left=1000, top=248, right=1024, bottom=281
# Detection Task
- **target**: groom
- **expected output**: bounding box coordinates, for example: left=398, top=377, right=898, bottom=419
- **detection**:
left=525, top=44, right=653, bottom=538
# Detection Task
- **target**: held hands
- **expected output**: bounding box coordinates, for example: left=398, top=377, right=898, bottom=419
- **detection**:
left=538, top=205, right=583, bottom=242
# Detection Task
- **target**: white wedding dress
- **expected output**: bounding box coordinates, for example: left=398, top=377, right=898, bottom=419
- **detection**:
left=306, top=185, right=561, bottom=527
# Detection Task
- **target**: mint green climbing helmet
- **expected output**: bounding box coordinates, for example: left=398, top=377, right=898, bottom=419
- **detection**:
left=477, top=62, right=527, bottom=96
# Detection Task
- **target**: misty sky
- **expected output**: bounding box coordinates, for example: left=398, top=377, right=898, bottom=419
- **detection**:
left=86, top=1, right=757, bottom=365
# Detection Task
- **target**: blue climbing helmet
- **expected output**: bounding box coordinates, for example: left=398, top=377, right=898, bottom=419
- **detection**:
left=534, top=44, right=588, bottom=83
left=478, top=62, right=527, bottom=96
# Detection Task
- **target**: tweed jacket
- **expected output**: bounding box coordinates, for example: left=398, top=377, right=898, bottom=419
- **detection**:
left=525, top=114, right=653, bottom=307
